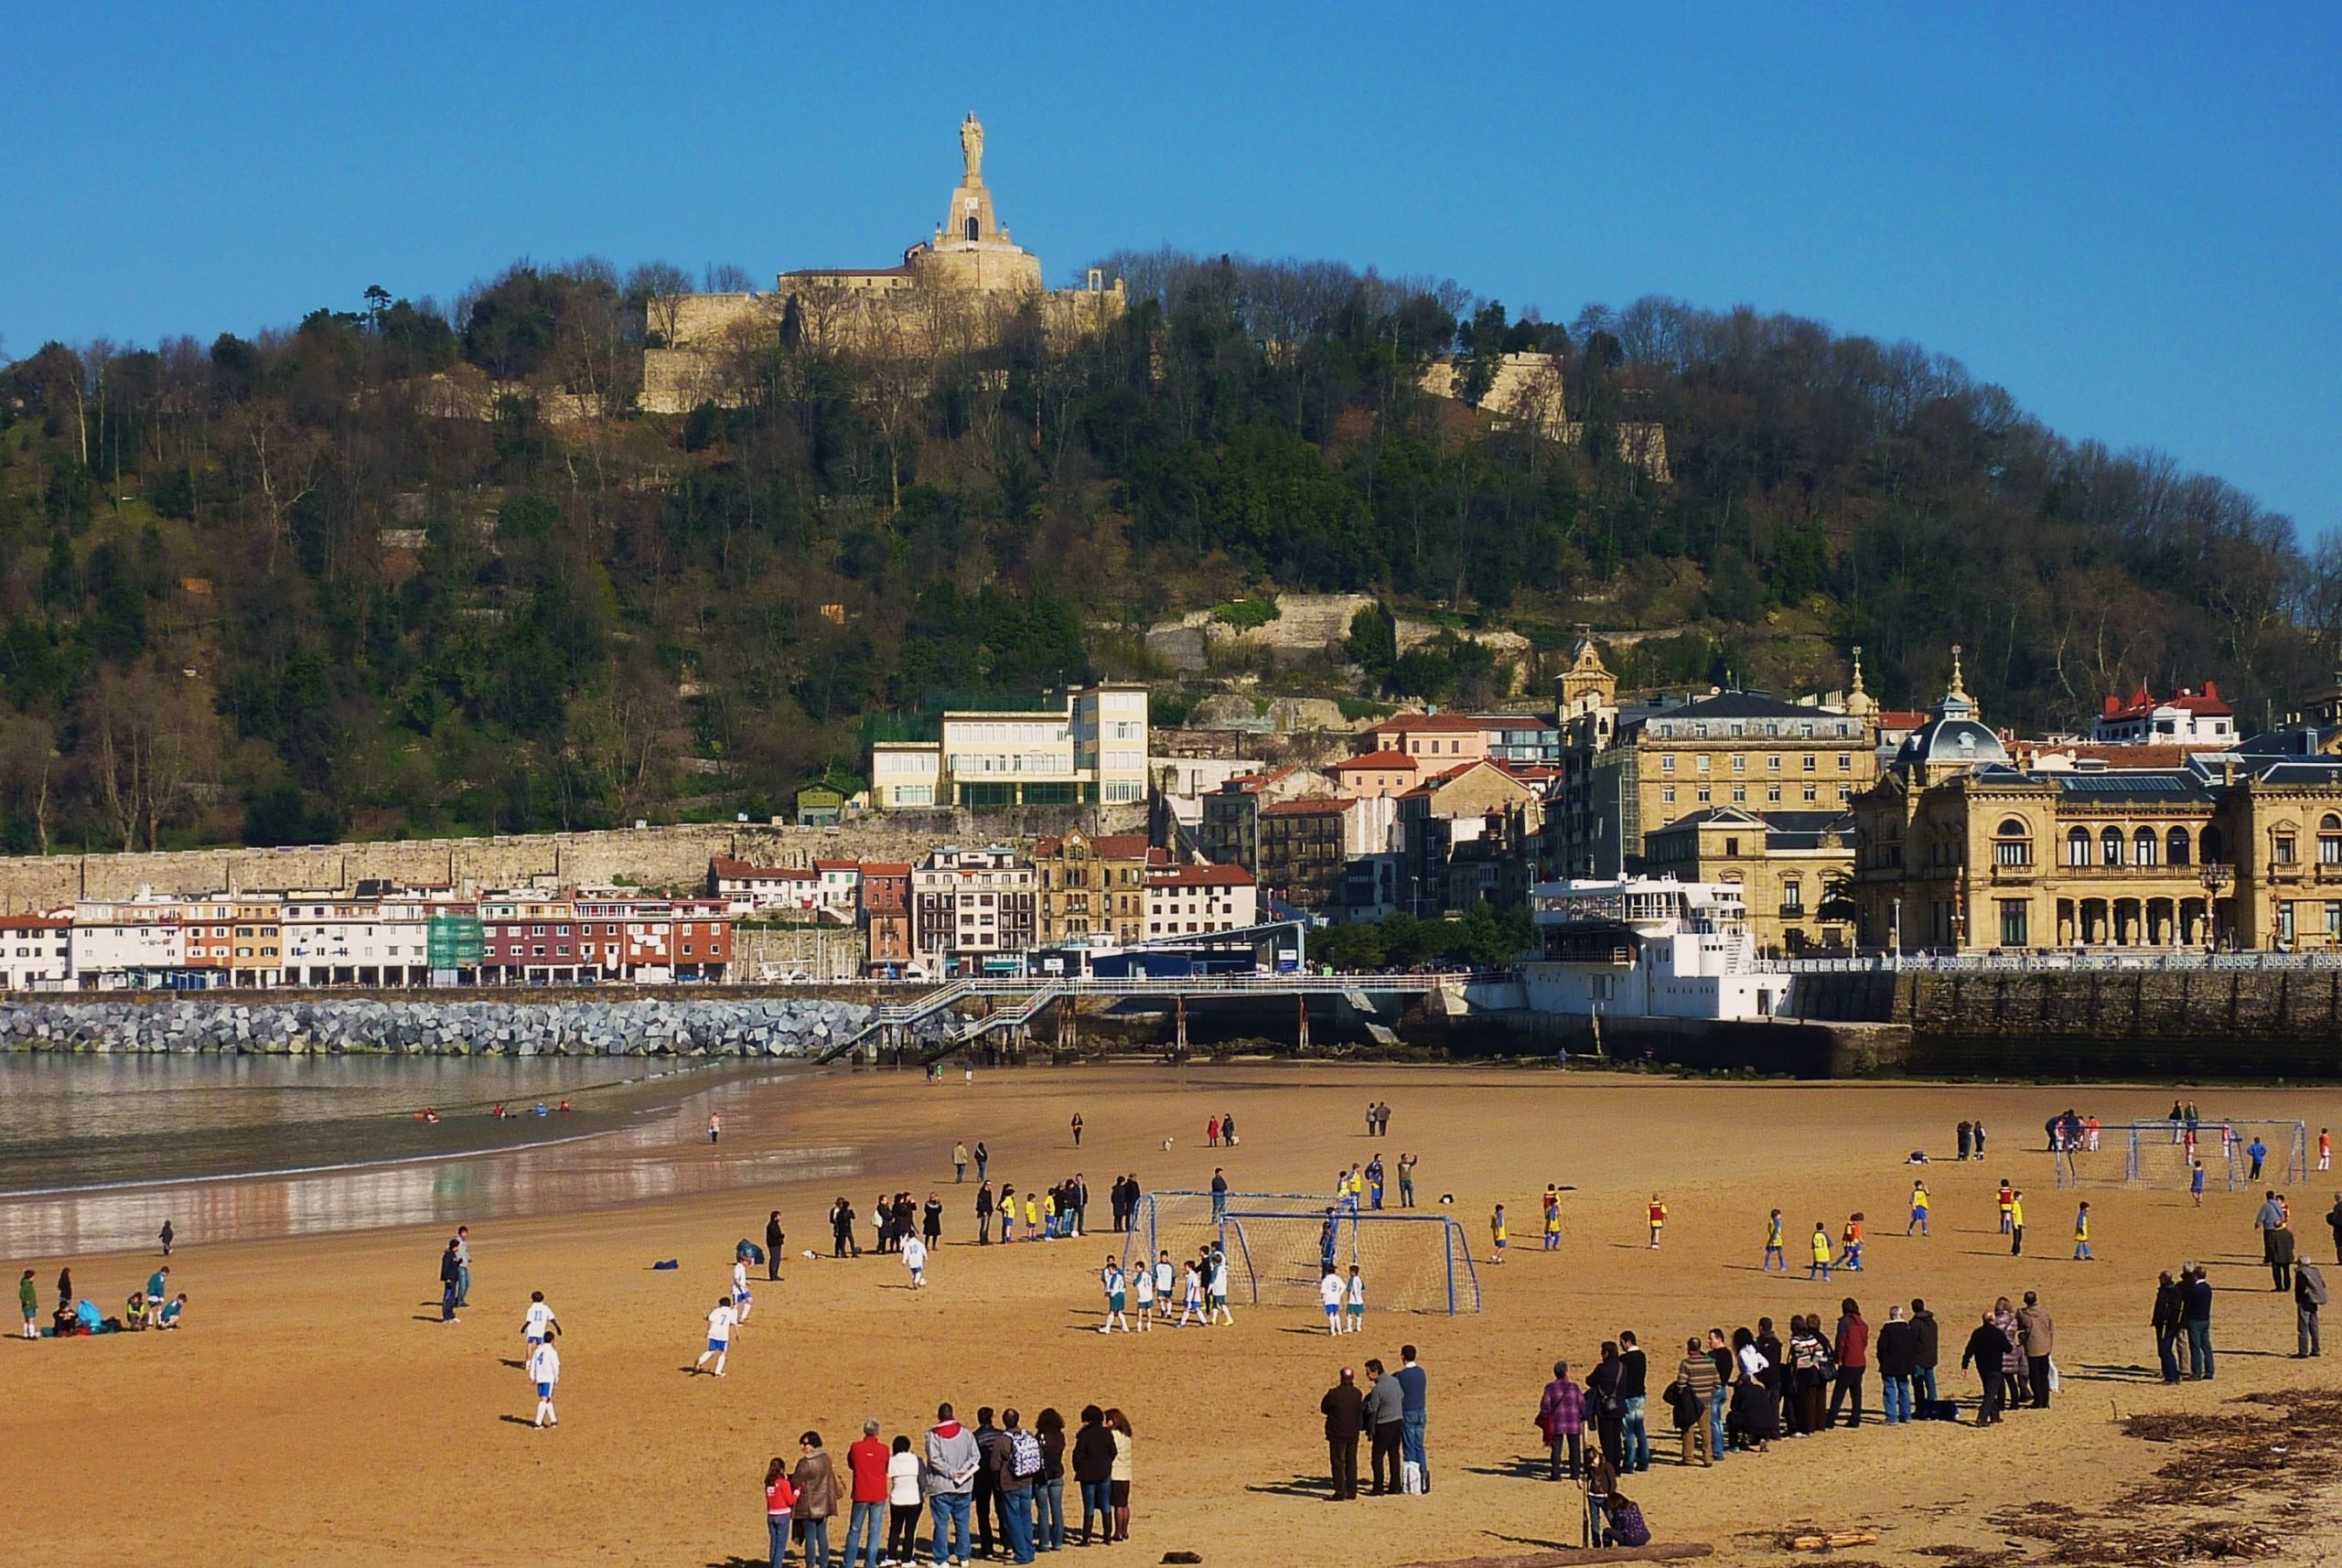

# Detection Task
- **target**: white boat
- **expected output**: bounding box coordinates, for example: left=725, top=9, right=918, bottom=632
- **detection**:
left=1521, top=878, right=1788, bottom=1021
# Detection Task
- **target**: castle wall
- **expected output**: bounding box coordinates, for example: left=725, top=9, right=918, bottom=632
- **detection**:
left=0, top=806, right=1148, bottom=913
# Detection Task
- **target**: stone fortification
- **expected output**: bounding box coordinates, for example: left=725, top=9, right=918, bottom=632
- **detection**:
left=0, top=803, right=1144, bottom=913
left=0, top=994, right=906, bottom=1057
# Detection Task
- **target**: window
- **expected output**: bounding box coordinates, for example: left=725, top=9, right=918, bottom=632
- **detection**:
left=2067, top=828, right=2090, bottom=866
left=2133, top=828, right=2158, bottom=866
left=2000, top=900, right=2030, bottom=947
left=1993, top=820, right=2031, bottom=866
left=1724, top=837, right=1741, bottom=857
left=1783, top=878, right=1803, bottom=911
left=1838, top=754, right=1853, bottom=771
left=1731, top=784, right=1746, bottom=802
left=1660, top=785, right=1675, bottom=804
left=1697, top=785, right=1712, bottom=803
left=1660, top=756, right=1674, bottom=773
left=1767, top=755, right=1781, bottom=772
left=2100, top=827, right=2124, bottom=866
left=1802, top=784, right=1817, bottom=802
left=1767, top=785, right=1782, bottom=803
left=2321, top=814, right=2342, bottom=864
left=1695, top=755, right=1710, bottom=773
left=1802, top=754, right=1817, bottom=772
left=2280, top=902, right=2296, bottom=946
left=2328, top=904, right=2341, bottom=944
left=2275, top=834, right=2299, bottom=865
left=1731, top=755, right=1746, bottom=773
left=2167, top=827, right=2192, bottom=867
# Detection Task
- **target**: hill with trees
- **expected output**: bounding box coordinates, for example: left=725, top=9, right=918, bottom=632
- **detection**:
left=1, top=250, right=2335, bottom=854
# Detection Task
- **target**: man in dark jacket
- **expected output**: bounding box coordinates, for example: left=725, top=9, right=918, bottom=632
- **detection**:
left=1875, top=1305, right=1920, bottom=1424
left=830, top=1197, right=857, bottom=1258
left=1322, top=1367, right=1366, bottom=1499
left=2016, top=1292, right=2056, bottom=1408
left=1829, top=1300, right=1869, bottom=1427
left=2326, top=1194, right=2342, bottom=1265
left=2271, top=1222, right=2298, bottom=1293
left=2183, top=1264, right=2216, bottom=1380
left=2152, top=1272, right=2186, bottom=1383
left=1585, top=1342, right=1625, bottom=1471
left=437, top=1239, right=461, bottom=1322
left=1960, top=1310, right=2010, bottom=1424
left=994, top=1409, right=1037, bottom=1562
left=1909, top=1298, right=1941, bottom=1405
left=764, top=1210, right=785, bottom=1282
left=976, top=1182, right=994, bottom=1245
left=2295, top=1261, right=2326, bottom=1358
left=1616, top=1330, right=1650, bottom=1473
left=972, top=1407, right=1006, bottom=1558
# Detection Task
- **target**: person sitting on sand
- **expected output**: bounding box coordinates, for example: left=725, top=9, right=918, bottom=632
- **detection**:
left=124, top=1291, right=147, bottom=1330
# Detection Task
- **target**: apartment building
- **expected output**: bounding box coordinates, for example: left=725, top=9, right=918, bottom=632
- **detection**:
left=0, top=916, right=70, bottom=991
left=871, top=683, right=1150, bottom=809
left=912, top=845, right=1037, bottom=968
left=1144, top=864, right=1259, bottom=938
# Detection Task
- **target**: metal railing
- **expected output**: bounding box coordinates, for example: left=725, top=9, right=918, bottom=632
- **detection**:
left=1783, top=949, right=2342, bottom=975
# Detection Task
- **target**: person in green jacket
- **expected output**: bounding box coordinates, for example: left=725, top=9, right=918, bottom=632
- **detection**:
left=18, top=1269, right=38, bottom=1339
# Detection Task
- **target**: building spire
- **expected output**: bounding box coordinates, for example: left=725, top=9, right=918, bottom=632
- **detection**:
left=1843, top=643, right=1878, bottom=719
left=1947, top=643, right=1968, bottom=703
left=1850, top=645, right=1867, bottom=697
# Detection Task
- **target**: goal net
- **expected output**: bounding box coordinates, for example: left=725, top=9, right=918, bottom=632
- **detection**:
left=2138, top=1120, right=2306, bottom=1189
left=1125, top=1191, right=1481, bottom=1316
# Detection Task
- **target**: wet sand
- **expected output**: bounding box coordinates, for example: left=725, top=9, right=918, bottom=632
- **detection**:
left=5, top=1064, right=2339, bottom=1568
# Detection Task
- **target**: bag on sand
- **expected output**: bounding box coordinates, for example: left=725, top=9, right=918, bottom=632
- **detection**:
left=1917, top=1399, right=1961, bottom=1422
left=1401, top=1460, right=1423, bottom=1495
left=2047, top=1359, right=2060, bottom=1393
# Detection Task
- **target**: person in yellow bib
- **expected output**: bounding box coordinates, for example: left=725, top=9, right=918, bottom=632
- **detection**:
left=1808, top=1222, right=1832, bottom=1280
left=2008, top=1191, right=2025, bottom=1256
left=1490, top=1204, right=1508, bottom=1264
left=1647, top=1196, right=1667, bottom=1250
left=1542, top=1197, right=1562, bottom=1252
left=1907, top=1182, right=1931, bottom=1238
left=2073, top=1201, right=2093, bottom=1261
left=1764, top=1209, right=1787, bottom=1272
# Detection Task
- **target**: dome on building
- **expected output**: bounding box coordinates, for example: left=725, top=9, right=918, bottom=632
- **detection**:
left=1892, top=644, right=2008, bottom=772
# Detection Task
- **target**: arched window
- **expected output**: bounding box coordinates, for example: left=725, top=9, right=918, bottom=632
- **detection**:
left=965, top=216, right=980, bottom=242
left=2323, top=815, right=2342, bottom=866
left=2067, top=827, right=2090, bottom=867
left=2201, top=825, right=2224, bottom=865
left=1994, top=819, right=2031, bottom=867
left=2100, top=827, right=2123, bottom=866
left=2167, top=827, right=2192, bottom=867
left=2133, top=827, right=2157, bottom=866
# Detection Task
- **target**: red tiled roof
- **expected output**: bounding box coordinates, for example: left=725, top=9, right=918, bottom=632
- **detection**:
left=1334, top=750, right=1418, bottom=770
left=813, top=860, right=859, bottom=872
left=2021, top=743, right=2203, bottom=769
left=860, top=862, right=913, bottom=876
left=2101, top=681, right=2231, bottom=720
left=1148, top=864, right=1257, bottom=887
left=1875, top=710, right=1929, bottom=729
left=1261, top=796, right=1348, bottom=816
left=1089, top=833, right=1154, bottom=859
left=1370, top=713, right=1489, bottom=734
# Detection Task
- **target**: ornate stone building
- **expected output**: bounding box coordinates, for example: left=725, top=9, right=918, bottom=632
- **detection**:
left=641, top=113, right=1125, bottom=413
left=1852, top=650, right=2342, bottom=953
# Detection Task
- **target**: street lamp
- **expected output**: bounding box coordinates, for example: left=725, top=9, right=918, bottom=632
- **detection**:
left=2199, top=863, right=2232, bottom=951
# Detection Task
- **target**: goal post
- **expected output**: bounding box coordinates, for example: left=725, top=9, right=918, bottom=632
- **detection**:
left=1124, top=1190, right=1482, bottom=1316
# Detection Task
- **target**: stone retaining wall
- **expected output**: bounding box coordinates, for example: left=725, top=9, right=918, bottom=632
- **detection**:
left=0, top=995, right=901, bottom=1057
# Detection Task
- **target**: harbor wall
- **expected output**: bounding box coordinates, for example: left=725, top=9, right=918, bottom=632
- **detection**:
left=1792, top=969, right=2342, bottom=1078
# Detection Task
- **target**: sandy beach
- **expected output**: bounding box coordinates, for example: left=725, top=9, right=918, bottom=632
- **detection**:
left=6, top=1062, right=2339, bottom=1568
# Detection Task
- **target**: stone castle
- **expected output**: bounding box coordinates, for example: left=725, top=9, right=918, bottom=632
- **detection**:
left=641, top=113, right=1126, bottom=413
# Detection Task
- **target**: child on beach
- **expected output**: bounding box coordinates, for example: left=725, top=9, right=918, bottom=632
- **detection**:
left=1544, top=1192, right=1563, bottom=1251
left=523, top=1291, right=560, bottom=1356
left=1209, top=1250, right=1233, bottom=1325
left=732, top=1257, right=754, bottom=1323
left=1101, top=1259, right=1127, bottom=1332
left=1840, top=1213, right=1865, bottom=1270
left=1764, top=1210, right=1787, bottom=1272
left=2073, top=1201, right=2093, bottom=1261
left=2191, top=1161, right=2207, bottom=1206
left=1908, top=1183, right=1931, bottom=1237
left=1997, top=1181, right=2015, bottom=1233
left=1491, top=1204, right=1508, bottom=1264
left=697, top=1296, right=736, bottom=1376
left=2009, top=1190, right=2026, bottom=1256
left=529, top=1335, right=560, bottom=1428
left=903, top=1234, right=928, bottom=1289
left=1809, top=1222, right=1832, bottom=1281
left=19, top=1270, right=38, bottom=1339
left=1132, top=1255, right=1155, bottom=1331
left=158, top=1293, right=185, bottom=1328
left=1176, top=1262, right=1204, bottom=1327
left=1346, top=1264, right=1365, bottom=1333
left=1648, top=1196, right=1666, bottom=1250
left=1320, top=1266, right=1346, bottom=1334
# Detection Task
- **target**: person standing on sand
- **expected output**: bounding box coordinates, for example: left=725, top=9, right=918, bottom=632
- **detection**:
left=732, top=1255, right=755, bottom=1324
left=954, top=1141, right=969, bottom=1183
left=2008, top=1190, right=2026, bottom=1256
left=1321, top=1366, right=1365, bottom=1500
left=1957, top=1121, right=1972, bottom=1161
left=1490, top=1203, right=1508, bottom=1264
left=1395, top=1344, right=1430, bottom=1491
left=791, top=1432, right=839, bottom=1568
left=974, top=1142, right=988, bottom=1183
left=903, top=1231, right=928, bottom=1289
left=2295, top=1258, right=2326, bottom=1358
left=1100, top=1256, right=1127, bottom=1332
left=2074, top=1201, right=2093, bottom=1261
left=886, top=1434, right=922, bottom=1565
left=2016, top=1292, right=2055, bottom=1409
left=2326, top=1194, right=2342, bottom=1262
left=1538, top=1359, right=1586, bottom=1481
left=19, top=1269, right=38, bottom=1340
left=523, top=1290, right=560, bottom=1360
left=1208, top=1115, right=1221, bottom=1149
left=1809, top=1221, right=1832, bottom=1281
left=1829, top=1299, right=1868, bottom=1427
left=2184, top=1263, right=2216, bottom=1380
left=454, top=1226, right=471, bottom=1308
left=708, top=1112, right=722, bottom=1144
left=1398, top=1152, right=1416, bottom=1208
left=1617, top=1331, right=1650, bottom=1472
left=1209, top=1249, right=1234, bottom=1325
left=1674, top=1337, right=1718, bottom=1467
left=1647, top=1195, right=1666, bottom=1250
left=1961, top=1310, right=2009, bottom=1424
left=1220, top=1110, right=1238, bottom=1146
left=763, top=1456, right=798, bottom=1568
left=1071, top=1406, right=1114, bottom=1544
left=843, top=1418, right=890, bottom=1568
left=438, top=1239, right=461, bottom=1323
left=925, top=1403, right=979, bottom=1566
left=1103, top=1408, right=1134, bottom=1543
left=697, top=1295, right=736, bottom=1376
left=2192, top=1161, right=2208, bottom=1206
left=159, top=1219, right=174, bottom=1258
left=1764, top=1210, right=1786, bottom=1272
left=528, top=1333, right=560, bottom=1429
left=765, top=1211, right=785, bottom=1283
left=1320, top=1266, right=1346, bottom=1335
left=1973, top=1119, right=1987, bottom=1159
left=1908, top=1183, right=1930, bottom=1238
left=1071, top=1112, right=1083, bottom=1148
left=2152, top=1271, right=2186, bottom=1383
left=1131, top=1252, right=1155, bottom=1330
left=1363, top=1359, right=1404, bottom=1493
left=976, top=1181, right=994, bottom=1244
left=923, top=1192, right=943, bottom=1250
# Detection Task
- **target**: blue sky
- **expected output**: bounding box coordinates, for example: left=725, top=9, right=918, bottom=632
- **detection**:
left=5, top=4, right=2337, bottom=534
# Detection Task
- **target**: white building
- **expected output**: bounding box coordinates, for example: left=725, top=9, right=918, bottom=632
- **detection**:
left=1144, top=864, right=1259, bottom=939
left=279, top=892, right=435, bottom=985
left=911, top=844, right=1037, bottom=966
left=2090, top=682, right=2237, bottom=746
left=872, top=683, right=1150, bottom=809
left=70, top=896, right=185, bottom=988
left=813, top=861, right=862, bottom=923
left=707, top=857, right=820, bottom=916
left=1520, top=877, right=1786, bottom=1020
left=0, top=916, right=71, bottom=991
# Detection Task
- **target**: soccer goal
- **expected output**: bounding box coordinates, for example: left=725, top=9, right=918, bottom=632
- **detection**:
left=1124, top=1190, right=1482, bottom=1316
left=2054, top=1120, right=2303, bottom=1191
